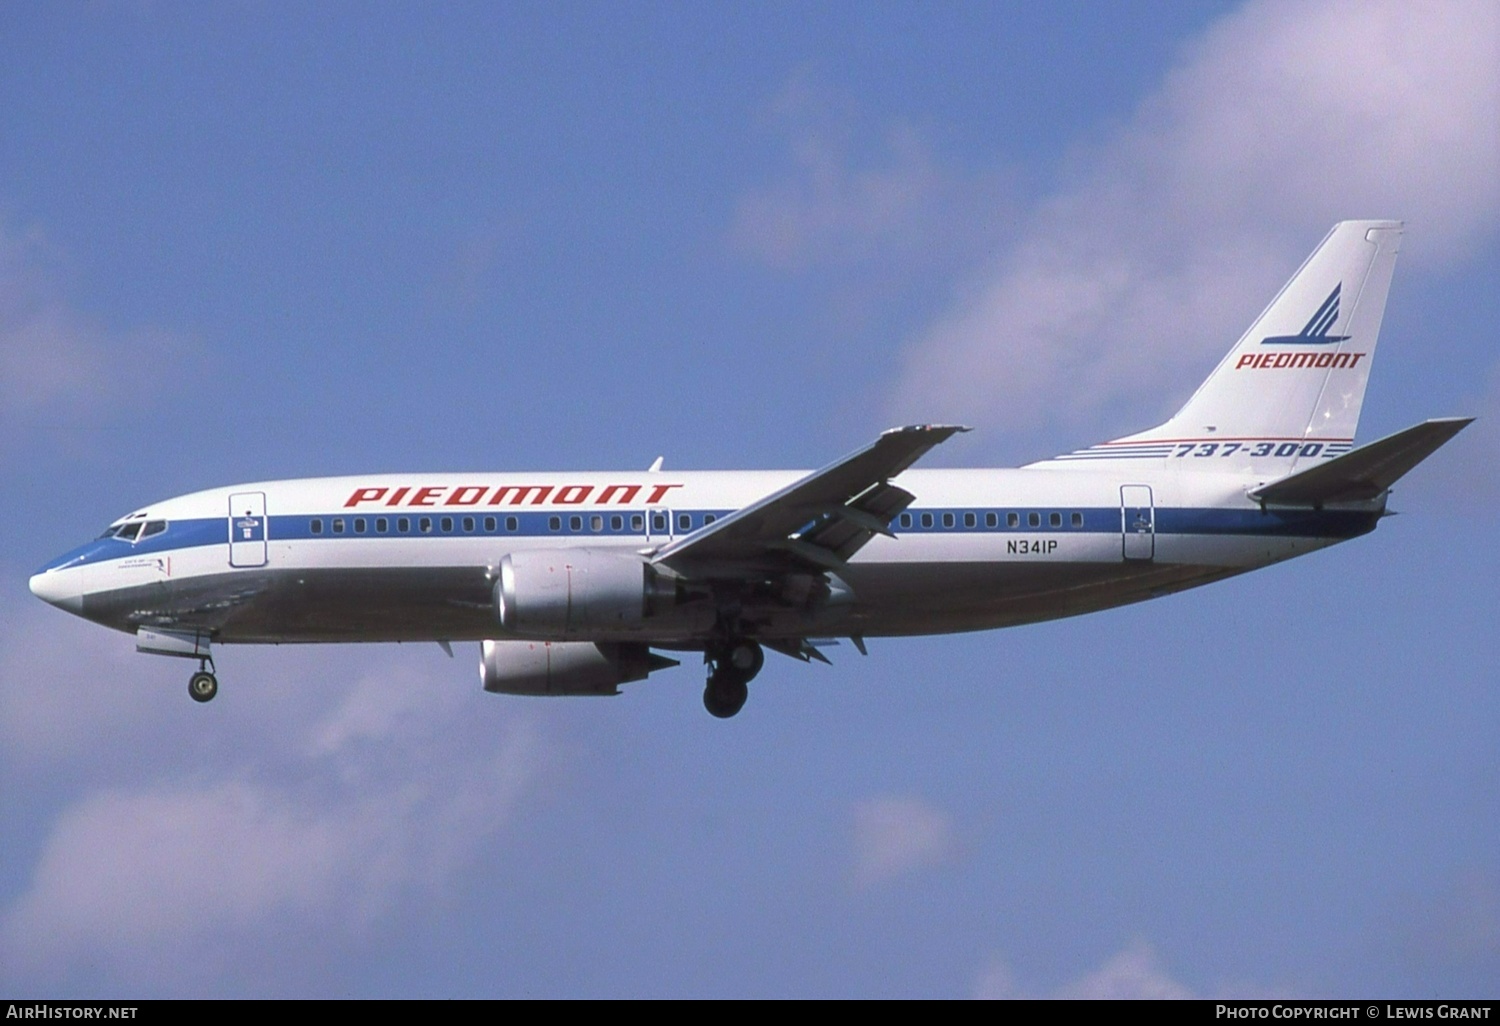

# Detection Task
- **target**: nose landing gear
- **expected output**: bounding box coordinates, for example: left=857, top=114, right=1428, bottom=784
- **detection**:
left=703, top=640, right=763, bottom=719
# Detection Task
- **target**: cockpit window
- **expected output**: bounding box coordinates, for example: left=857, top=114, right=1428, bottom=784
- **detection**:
left=100, top=520, right=166, bottom=543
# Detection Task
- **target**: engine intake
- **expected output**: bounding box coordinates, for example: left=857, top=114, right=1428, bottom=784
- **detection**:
left=496, top=549, right=674, bottom=637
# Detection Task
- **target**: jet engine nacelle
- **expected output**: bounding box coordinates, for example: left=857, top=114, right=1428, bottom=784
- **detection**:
left=496, top=548, right=674, bottom=637
left=479, top=639, right=677, bottom=696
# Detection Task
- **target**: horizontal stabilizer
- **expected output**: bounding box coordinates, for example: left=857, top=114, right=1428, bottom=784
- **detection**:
left=1249, top=417, right=1473, bottom=506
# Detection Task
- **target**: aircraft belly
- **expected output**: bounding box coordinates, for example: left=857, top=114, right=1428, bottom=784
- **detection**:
left=1155, top=532, right=1337, bottom=567
left=835, top=558, right=1238, bottom=636
left=83, top=566, right=501, bottom=643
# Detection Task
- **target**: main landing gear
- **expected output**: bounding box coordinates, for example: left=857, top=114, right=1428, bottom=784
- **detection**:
left=188, top=658, right=218, bottom=703
left=703, top=640, right=764, bottom=719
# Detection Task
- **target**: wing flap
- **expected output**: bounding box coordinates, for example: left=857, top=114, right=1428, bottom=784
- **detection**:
left=653, top=424, right=967, bottom=575
left=1249, top=417, right=1473, bottom=506
left=798, top=481, right=915, bottom=561
left=763, top=637, right=836, bottom=664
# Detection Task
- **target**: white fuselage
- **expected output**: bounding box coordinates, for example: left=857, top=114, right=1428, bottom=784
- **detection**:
left=28, top=463, right=1381, bottom=647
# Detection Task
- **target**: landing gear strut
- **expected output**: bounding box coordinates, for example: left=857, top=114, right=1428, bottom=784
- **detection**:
left=188, top=658, right=218, bottom=703
left=703, top=640, right=763, bottom=719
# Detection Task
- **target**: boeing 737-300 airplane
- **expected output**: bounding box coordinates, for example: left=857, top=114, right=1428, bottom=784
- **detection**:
left=29, top=221, right=1472, bottom=717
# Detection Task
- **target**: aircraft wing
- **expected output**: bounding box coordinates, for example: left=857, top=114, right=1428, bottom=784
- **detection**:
left=651, top=424, right=969, bottom=576
left=1249, top=417, right=1474, bottom=506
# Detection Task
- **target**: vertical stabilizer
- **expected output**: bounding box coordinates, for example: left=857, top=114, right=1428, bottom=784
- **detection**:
left=1046, top=221, right=1402, bottom=472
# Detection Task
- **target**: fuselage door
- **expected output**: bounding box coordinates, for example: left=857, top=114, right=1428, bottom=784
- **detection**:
left=1120, top=485, right=1154, bottom=561
left=228, top=491, right=269, bottom=568
left=646, top=507, right=674, bottom=545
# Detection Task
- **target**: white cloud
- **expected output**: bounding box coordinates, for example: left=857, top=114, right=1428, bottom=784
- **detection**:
left=893, top=0, right=1500, bottom=442
left=731, top=74, right=1013, bottom=275
left=0, top=618, right=556, bottom=990
left=850, top=794, right=957, bottom=889
left=1055, top=939, right=1196, bottom=1000
left=3, top=722, right=544, bottom=978
left=975, top=938, right=1194, bottom=1000
left=0, top=223, right=186, bottom=436
left=5, top=781, right=358, bottom=959
left=0, top=586, right=170, bottom=766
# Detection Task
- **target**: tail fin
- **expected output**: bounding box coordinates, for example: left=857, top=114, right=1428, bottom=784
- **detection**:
left=1048, top=220, right=1403, bottom=471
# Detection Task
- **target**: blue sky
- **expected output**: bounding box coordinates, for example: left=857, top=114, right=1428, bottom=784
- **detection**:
left=2, top=0, right=1497, bottom=998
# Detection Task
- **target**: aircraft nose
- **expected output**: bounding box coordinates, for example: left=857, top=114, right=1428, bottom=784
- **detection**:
left=29, top=568, right=84, bottom=613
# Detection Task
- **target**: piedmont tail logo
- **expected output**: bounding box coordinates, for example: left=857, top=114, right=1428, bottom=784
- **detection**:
left=1263, top=283, right=1351, bottom=345
left=1237, top=283, right=1365, bottom=371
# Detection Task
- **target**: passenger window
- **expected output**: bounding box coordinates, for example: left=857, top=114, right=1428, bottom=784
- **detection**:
left=920, top=513, right=933, bottom=528
left=1028, top=512, right=1040, bottom=528
left=632, top=514, right=644, bottom=532
left=506, top=516, right=518, bottom=532
left=484, top=516, right=496, bottom=532
left=900, top=513, right=912, bottom=528
left=964, top=512, right=976, bottom=528
left=942, top=512, right=955, bottom=528
left=1071, top=512, right=1083, bottom=528
left=376, top=517, right=388, bottom=533
left=311, top=519, right=323, bottom=535
left=354, top=518, right=366, bottom=533
left=549, top=516, right=561, bottom=531
left=440, top=517, right=453, bottom=532
left=591, top=515, right=603, bottom=532
left=1049, top=512, right=1061, bottom=528
left=463, top=516, right=475, bottom=532
left=704, top=514, right=716, bottom=525
left=986, top=512, right=998, bottom=528
left=419, top=517, right=432, bottom=533
left=678, top=513, right=691, bottom=531
left=1007, top=512, right=1019, bottom=528
left=652, top=512, right=667, bottom=532
left=569, top=515, right=582, bottom=531
left=610, top=514, right=623, bottom=530
left=398, top=517, right=410, bottom=533
left=333, top=518, right=345, bottom=534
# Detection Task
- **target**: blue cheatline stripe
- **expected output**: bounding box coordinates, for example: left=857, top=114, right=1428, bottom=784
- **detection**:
left=41, top=502, right=1381, bottom=575
left=1156, top=507, right=1375, bottom=538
